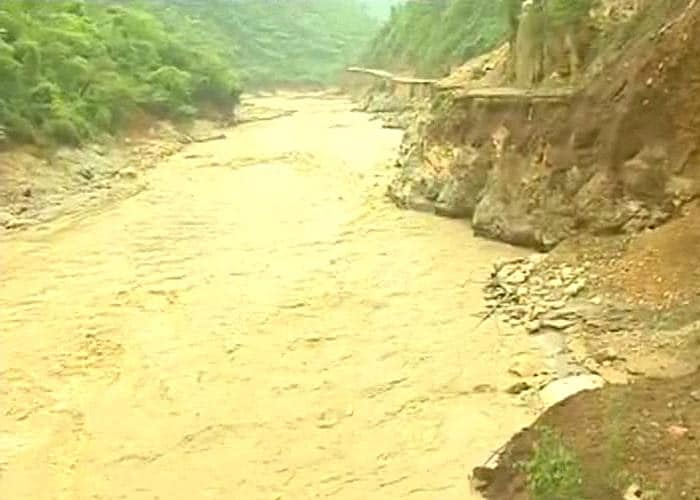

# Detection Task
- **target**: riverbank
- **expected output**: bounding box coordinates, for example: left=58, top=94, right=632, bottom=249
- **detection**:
left=0, top=96, right=308, bottom=235
left=0, top=122, right=200, bottom=233
left=470, top=225, right=700, bottom=499
left=349, top=0, right=700, bottom=490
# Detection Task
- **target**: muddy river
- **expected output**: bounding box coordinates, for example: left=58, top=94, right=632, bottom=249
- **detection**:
left=1, top=94, right=540, bottom=499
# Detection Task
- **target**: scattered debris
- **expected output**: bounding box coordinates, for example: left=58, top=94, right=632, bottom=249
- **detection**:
left=483, top=256, right=592, bottom=335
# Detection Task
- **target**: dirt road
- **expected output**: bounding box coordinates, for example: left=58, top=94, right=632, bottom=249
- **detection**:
left=1, top=94, right=540, bottom=499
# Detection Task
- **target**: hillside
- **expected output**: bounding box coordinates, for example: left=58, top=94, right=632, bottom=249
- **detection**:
left=0, top=0, right=380, bottom=147
left=364, top=0, right=508, bottom=76
left=163, top=0, right=380, bottom=88
left=0, top=0, right=242, bottom=146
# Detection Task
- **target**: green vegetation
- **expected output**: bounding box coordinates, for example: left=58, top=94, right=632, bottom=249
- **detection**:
left=0, top=0, right=380, bottom=146
left=208, top=0, right=379, bottom=87
left=522, top=427, right=585, bottom=500
left=162, top=0, right=380, bottom=88
left=365, top=0, right=599, bottom=78
left=364, top=0, right=509, bottom=76
left=0, top=0, right=241, bottom=146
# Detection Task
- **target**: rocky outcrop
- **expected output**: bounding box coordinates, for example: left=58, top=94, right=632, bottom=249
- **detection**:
left=386, top=0, right=700, bottom=250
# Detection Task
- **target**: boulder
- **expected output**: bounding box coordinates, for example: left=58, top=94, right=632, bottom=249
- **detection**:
left=539, top=374, right=605, bottom=408
left=434, top=147, right=491, bottom=218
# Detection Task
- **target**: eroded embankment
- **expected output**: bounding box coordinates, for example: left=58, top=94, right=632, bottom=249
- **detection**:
left=388, top=0, right=700, bottom=250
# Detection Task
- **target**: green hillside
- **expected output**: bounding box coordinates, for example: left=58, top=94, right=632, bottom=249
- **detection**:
left=0, top=0, right=381, bottom=146
left=203, top=0, right=380, bottom=87
left=364, top=0, right=509, bottom=76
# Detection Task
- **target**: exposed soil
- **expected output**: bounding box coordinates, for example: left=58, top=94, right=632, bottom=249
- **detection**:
left=594, top=202, right=700, bottom=311
left=480, top=370, right=700, bottom=500
left=472, top=206, right=700, bottom=500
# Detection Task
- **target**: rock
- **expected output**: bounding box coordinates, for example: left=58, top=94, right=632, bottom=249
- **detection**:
left=564, top=278, right=586, bottom=297
left=508, top=316, right=524, bottom=327
left=547, top=277, right=564, bottom=288
left=620, top=155, right=669, bottom=203
left=590, top=296, right=603, bottom=305
left=546, top=299, right=567, bottom=310
left=593, top=347, right=620, bottom=364
left=406, top=196, right=437, bottom=214
left=543, top=308, right=579, bottom=320
left=386, top=149, right=445, bottom=214
left=504, top=269, right=528, bottom=285
left=691, top=390, right=700, bottom=402
left=506, top=381, right=531, bottom=394
left=539, top=374, right=605, bottom=408
left=525, top=319, right=542, bottom=334
left=541, top=318, right=577, bottom=330
left=528, top=254, right=547, bottom=266
left=560, top=266, right=576, bottom=280
left=583, top=357, right=601, bottom=373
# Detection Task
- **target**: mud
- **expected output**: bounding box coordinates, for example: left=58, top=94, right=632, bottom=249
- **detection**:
left=1, top=93, right=549, bottom=499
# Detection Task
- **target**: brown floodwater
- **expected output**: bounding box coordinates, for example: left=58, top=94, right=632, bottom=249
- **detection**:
left=0, top=93, right=538, bottom=499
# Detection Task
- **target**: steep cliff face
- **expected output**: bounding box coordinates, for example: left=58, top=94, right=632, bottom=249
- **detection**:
left=388, top=0, right=700, bottom=250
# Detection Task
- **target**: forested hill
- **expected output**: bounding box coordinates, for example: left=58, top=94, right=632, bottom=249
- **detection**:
left=363, top=0, right=509, bottom=76
left=0, top=0, right=379, bottom=146
left=163, top=0, right=380, bottom=87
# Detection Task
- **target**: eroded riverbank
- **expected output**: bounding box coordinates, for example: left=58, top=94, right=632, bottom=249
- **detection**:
left=2, top=94, right=546, bottom=499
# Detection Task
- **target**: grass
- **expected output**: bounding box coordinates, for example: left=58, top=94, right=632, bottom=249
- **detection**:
left=521, top=427, right=586, bottom=500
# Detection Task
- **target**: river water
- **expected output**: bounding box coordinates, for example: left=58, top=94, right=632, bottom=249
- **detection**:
left=1, top=94, right=538, bottom=499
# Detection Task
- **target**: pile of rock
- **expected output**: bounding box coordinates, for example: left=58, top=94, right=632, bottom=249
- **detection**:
left=483, top=255, right=593, bottom=335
